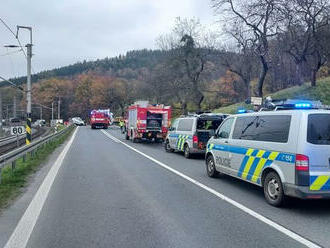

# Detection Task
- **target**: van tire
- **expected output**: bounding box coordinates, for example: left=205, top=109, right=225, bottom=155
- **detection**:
left=183, top=144, right=191, bottom=159
left=165, top=139, right=174, bottom=153
left=263, top=172, right=285, bottom=207
left=125, top=132, right=129, bottom=140
left=206, top=155, right=219, bottom=178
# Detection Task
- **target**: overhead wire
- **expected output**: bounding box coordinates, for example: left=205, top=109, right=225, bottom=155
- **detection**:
left=0, top=49, right=23, bottom=56
left=0, top=17, right=36, bottom=74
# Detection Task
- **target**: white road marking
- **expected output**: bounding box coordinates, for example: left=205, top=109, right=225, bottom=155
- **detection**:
left=4, top=127, right=79, bottom=248
left=101, top=130, right=321, bottom=248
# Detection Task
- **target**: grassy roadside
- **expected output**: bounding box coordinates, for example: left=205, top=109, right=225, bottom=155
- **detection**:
left=0, top=126, right=75, bottom=210
left=214, top=76, right=330, bottom=114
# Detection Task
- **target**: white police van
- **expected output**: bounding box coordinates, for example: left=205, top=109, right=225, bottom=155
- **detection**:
left=165, top=113, right=227, bottom=158
left=205, top=100, right=330, bottom=206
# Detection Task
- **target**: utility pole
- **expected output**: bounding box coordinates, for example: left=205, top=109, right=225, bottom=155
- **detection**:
left=13, top=95, right=17, bottom=118
left=17, top=25, right=33, bottom=145
left=51, top=102, right=54, bottom=121
left=57, top=97, right=60, bottom=120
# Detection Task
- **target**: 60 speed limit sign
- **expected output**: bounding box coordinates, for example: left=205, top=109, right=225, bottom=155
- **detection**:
left=10, top=126, right=26, bottom=135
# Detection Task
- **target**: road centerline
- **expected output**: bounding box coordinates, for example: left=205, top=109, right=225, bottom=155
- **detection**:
left=100, top=129, right=321, bottom=248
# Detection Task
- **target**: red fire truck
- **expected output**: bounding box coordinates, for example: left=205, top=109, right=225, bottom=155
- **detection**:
left=125, top=101, right=171, bottom=142
left=90, top=109, right=111, bottom=129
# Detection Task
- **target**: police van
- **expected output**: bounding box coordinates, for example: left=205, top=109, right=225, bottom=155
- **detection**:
left=205, top=100, right=330, bottom=206
left=165, top=113, right=227, bottom=158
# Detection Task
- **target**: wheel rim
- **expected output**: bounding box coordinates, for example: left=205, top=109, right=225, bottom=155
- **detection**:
left=208, top=158, right=214, bottom=173
left=267, top=178, right=280, bottom=200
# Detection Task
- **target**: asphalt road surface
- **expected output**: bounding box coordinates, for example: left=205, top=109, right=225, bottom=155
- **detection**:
left=2, top=126, right=330, bottom=248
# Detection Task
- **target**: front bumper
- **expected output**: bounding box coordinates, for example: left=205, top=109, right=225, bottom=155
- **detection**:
left=284, top=183, right=330, bottom=199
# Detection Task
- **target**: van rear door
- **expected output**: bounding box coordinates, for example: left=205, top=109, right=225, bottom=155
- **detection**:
left=306, top=113, right=330, bottom=190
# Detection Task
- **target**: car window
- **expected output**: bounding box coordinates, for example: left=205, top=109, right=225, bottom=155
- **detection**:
left=170, top=119, right=179, bottom=131
left=307, top=114, right=330, bottom=145
left=232, top=115, right=291, bottom=143
left=216, top=118, right=234, bottom=139
left=177, top=119, right=194, bottom=131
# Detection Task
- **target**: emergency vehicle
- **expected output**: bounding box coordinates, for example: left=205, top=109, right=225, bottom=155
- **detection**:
left=125, top=101, right=171, bottom=142
left=165, top=113, right=227, bottom=158
left=90, top=109, right=111, bottom=129
left=205, top=99, right=330, bottom=207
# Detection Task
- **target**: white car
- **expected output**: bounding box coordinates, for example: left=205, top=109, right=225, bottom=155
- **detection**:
left=72, top=117, right=85, bottom=126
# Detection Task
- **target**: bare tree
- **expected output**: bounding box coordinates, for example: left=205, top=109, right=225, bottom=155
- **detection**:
left=219, top=26, right=258, bottom=98
left=157, top=17, right=216, bottom=112
left=212, top=0, right=282, bottom=97
left=279, top=0, right=330, bottom=86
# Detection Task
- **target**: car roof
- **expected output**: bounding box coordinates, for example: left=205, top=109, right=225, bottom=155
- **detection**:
left=231, top=109, right=330, bottom=118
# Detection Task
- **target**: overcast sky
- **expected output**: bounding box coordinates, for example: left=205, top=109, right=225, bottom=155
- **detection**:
left=0, top=0, right=218, bottom=79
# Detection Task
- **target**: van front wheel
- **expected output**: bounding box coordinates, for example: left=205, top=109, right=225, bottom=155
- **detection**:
left=206, top=155, right=219, bottom=178
left=263, top=172, right=285, bottom=207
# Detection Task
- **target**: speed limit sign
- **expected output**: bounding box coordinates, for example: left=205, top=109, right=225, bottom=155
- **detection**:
left=10, top=126, right=26, bottom=135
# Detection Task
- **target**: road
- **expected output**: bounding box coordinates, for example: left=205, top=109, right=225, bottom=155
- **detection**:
left=1, top=126, right=330, bottom=248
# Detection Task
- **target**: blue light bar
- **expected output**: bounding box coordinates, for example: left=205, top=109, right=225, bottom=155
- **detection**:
left=237, top=108, right=247, bottom=114
left=295, top=103, right=312, bottom=108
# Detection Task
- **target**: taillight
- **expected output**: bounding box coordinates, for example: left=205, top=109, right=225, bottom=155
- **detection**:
left=295, top=154, right=309, bottom=171
left=193, top=135, right=198, bottom=144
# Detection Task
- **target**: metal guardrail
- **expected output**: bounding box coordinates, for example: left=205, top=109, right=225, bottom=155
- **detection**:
left=0, top=134, right=25, bottom=146
left=0, top=125, right=74, bottom=183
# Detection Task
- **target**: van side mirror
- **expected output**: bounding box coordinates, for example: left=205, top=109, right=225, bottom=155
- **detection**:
left=169, top=126, right=175, bottom=131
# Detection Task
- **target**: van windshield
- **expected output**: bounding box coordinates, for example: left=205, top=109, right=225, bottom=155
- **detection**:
left=307, top=114, right=330, bottom=145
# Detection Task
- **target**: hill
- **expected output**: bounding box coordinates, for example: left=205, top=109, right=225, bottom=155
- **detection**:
left=1, top=49, right=169, bottom=87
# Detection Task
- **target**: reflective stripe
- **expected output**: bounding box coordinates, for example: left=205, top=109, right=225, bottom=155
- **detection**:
left=268, top=152, right=279, bottom=161
left=256, top=150, right=265, bottom=158
left=310, top=176, right=330, bottom=191
left=208, top=144, right=295, bottom=184
left=238, top=156, right=249, bottom=178
left=251, top=158, right=267, bottom=182
left=247, top=157, right=260, bottom=181
left=246, top=148, right=254, bottom=156
left=242, top=157, right=255, bottom=180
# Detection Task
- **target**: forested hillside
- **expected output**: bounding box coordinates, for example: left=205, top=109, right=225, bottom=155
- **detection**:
left=1, top=0, right=330, bottom=121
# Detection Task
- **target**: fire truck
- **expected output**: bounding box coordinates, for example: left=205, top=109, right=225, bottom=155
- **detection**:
left=125, top=101, right=171, bottom=142
left=90, top=109, right=111, bottom=129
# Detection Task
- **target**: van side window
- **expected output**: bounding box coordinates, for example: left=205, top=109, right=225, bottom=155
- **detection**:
left=232, top=115, right=291, bottom=143
left=216, top=118, right=234, bottom=139
left=307, top=114, right=330, bottom=145
left=177, top=119, right=194, bottom=131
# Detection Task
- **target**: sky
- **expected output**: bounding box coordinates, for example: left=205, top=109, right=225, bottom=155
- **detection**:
left=0, top=0, right=218, bottom=79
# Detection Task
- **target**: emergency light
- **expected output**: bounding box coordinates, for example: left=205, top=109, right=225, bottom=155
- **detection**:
left=237, top=108, right=247, bottom=114
left=294, top=103, right=312, bottom=108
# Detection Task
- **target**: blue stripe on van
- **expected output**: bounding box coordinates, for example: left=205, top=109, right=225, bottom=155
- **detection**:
left=208, top=144, right=295, bottom=164
left=246, top=157, right=260, bottom=181
left=238, top=156, right=249, bottom=178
